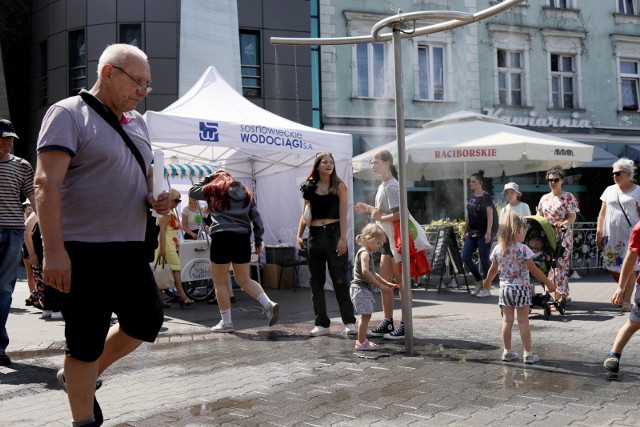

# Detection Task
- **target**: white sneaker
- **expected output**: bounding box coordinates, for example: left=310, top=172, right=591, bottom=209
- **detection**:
left=211, top=321, right=234, bottom=333
left=51, top=311, right=64, bottom=320
left=524, top=353, right=540, bottom=364
left=310, top=325, right=329, bottom=337
left=343, top=324, right=357, bottom=335
left=501, top=350, right=519, bottom=362
left=476, top=288, right=492, bottom=298
left=470, top=282, right=483, bottom=295
left=265, top=302, right=279, bottom=327
left=40, top=310, right=52, bottom=319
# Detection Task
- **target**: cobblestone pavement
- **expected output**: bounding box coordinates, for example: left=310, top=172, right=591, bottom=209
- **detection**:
left=1, top=272, right=639, bottom=426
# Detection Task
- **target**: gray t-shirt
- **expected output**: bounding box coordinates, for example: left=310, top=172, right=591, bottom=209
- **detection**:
left=375, top=177, right=400, bottom=215
left=36, top=94, right=152, bottom=242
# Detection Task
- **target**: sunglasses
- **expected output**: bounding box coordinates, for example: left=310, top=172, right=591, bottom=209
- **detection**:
left=546, top=178, right=561, bottom=183
left=174, top=199, right=181, bottom=203
left=612, top=171, right=624, bottom=177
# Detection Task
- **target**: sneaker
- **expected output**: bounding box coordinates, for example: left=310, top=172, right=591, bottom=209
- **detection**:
left=265, top=302, right=280, bottom=327
left=343, top=323, right=357, bottom=335
left=603, top=355, right=620, bottom=373
left=470, top=282, right=483, bottom=295
left=40, top=310, right=52, bottom=319
left=476, top=288, right=492, bottom=298
left=368, top=318, right=394, bottom=337
left=51, top=311, right=64, bottom=320
left=442, top=280, right=457, bottom=289
left=523, top=353, right=540, bottom=364
left=56, top=369, right=103, bottom=394
left=383, top=322, right=405, bottom=340
left=211, top=321, right=234, bottom=333
left=310, top=325, right=330, bottom=337
left=0, top=350, right=11, bottom=366
left=501, top=350, right=519, bottom=362
left=355, top=339, right=378, bottom=351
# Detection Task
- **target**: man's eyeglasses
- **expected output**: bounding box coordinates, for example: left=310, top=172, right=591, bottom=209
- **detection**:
left=112, top=66, right=152, bottom=94
left=612, top=171, right=623, bottom=177
left=546, top=178, right=560, bottom=183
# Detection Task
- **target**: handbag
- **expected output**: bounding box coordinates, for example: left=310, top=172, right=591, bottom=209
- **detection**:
left=151, top=256, right=175, bottom=290
left=303, top=204, right=312, bottom=227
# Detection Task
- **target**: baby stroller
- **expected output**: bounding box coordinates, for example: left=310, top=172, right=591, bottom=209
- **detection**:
left=523, top=215, right=567, bottom=320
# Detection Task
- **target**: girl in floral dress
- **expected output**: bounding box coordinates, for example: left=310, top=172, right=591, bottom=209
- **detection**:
left=537, top=167, right=579, bottom=300
left=482, top=211, right=556, bottom=364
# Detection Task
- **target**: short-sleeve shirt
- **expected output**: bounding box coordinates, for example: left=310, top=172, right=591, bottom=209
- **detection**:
left=182, top=206, right=203, bottom=230
left=537, top=192, right=579, bottom=224
left=628, top=222, right=640, bottom=285
left=36, top=93, right=152, bottom=242
left=0, top=155, right=34, bottom=229
left=467, top=192, right=494, bottom=233
left=375, top=177, right=400, bottom=215
left=500, top=202, right=531, bottom=218
left=490, top=242, right=534, bottom=287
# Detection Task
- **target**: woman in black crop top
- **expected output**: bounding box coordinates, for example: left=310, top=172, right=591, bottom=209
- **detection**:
left=297, top=152, right=356, bottom=337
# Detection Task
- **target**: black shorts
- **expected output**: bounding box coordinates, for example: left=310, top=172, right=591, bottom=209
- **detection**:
left=62, top=241, right=164, bottom=362
left=380, top=239, right=392, bottom=255
left=209, top=232, right=251, bottom=264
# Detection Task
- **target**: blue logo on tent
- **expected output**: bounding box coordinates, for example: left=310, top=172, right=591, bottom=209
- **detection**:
left=199, top=122, right=219, bottom=142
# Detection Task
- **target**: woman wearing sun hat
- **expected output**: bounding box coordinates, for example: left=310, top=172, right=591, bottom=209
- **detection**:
left=500, top=182, right=531, bottom=218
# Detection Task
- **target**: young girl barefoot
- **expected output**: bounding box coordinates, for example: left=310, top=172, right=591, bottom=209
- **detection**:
left=350, top=224, right=396, bottom=351
left=483, top=211, right=557, bottom=364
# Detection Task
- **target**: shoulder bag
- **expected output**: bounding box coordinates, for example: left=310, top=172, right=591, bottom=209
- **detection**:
left=79, top=91, right=160, bottom=252
left=617, top=192, right=634, bottom=227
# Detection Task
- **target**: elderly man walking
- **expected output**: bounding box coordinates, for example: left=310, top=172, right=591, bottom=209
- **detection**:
left=35, top=44, right=170, bottom=426
left=0, top=119, right=36, bottom=367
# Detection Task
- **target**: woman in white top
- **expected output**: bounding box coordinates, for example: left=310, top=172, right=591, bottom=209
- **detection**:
left=596, top=158, right=640, bottom=311
left=500, top=182, right=531, bottom=218
left=182, top=196, right=207, bottom=240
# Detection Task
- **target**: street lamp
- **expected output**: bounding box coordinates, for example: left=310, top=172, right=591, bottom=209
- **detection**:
left=272, top=0, right=525, bottom=354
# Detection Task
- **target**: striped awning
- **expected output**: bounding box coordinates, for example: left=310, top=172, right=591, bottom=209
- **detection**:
left=164, top=163, right=216, bottom=179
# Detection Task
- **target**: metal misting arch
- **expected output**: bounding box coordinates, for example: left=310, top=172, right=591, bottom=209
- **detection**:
left=272, top=0, right=525, bottom=354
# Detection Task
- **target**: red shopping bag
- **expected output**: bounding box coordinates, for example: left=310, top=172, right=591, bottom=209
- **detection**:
left=393, top=220, right=432, bottom=280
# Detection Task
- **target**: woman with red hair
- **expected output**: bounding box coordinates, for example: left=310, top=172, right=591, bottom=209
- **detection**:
left=189, top=170, right=279, bottom=332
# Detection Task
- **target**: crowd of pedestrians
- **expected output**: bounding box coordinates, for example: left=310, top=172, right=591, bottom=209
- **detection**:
left=1, top=43, right=639, bottom=427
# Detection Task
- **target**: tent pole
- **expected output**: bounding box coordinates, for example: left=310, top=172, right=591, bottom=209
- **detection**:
left=392, top=30, right=414, bottom=355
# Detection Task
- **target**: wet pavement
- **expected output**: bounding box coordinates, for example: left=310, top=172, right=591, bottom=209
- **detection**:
left=1, top=270, right=640, bottom=426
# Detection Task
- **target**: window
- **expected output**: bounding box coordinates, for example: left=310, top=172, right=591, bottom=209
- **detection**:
left=239, top=31, right=261, bottom=98
left=417, top=45, right=444, bottom=101
left=550, top=54, right=575, bottom=108
left=120, top=24, right=142, bottom=48
left=618, top=0, right=638, bottom=14
left=356, top=43, right=386, bottom=98
left=620, top=60, right=640, bottom=111
left=497, top=49, right=523, bottom=106
left=68, top=29, right=86, bottom=97
left=39, top=41, right=48, bottom=106
left=549, top=0, right=573, bottom=7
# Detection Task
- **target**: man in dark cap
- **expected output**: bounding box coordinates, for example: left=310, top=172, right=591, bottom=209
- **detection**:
left=0, top=118, right=36, bottom=367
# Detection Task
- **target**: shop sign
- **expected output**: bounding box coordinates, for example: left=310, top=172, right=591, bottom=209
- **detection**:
left=483, top=108, right=593, bottom=129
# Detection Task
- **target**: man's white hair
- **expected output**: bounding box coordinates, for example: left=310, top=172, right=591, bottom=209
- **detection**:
left=97, top=44, right=148, bottom=77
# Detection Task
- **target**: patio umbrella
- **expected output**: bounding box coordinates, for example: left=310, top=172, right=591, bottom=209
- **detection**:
left=352, top=111, right=594, bottom=181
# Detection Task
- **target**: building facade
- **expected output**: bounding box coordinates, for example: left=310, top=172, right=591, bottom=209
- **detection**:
left=319, top=0, right=640, bottom=222
left=14, top=0, right=312, bottom=163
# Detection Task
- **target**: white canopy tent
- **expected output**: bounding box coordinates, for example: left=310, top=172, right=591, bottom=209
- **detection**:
left=144, top=66, right=354, bottom=251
